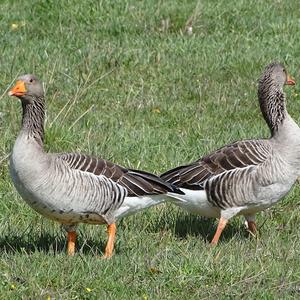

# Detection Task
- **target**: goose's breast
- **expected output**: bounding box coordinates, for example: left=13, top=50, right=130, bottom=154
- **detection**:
left=10, top=139, right=50, bottom=206
left=253, top=154, right=298, bottom=205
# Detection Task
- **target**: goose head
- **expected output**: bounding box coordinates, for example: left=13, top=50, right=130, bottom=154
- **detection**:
left=259, top=62, right=295, bottom=91
left=8, top=74, right=44, bottom=104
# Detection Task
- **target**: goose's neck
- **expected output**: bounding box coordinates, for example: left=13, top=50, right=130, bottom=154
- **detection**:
left=21, top=97, right=45, bottom=147
left=258, top=80, right=287, bottom=137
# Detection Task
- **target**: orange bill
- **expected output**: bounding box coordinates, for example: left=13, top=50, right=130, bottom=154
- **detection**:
left=8, top=80, right=26, bottom=96
left=286, top=74, right=295, bottom=86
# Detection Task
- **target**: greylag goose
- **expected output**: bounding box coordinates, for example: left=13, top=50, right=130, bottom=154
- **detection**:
left=161, top=62, right=298, bottom=244
left=8, top=74, right=184, bottom=258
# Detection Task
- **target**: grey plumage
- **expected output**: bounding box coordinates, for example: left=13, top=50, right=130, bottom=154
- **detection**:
left=8, top=74, right=183, bottom=257
left=161, top=62, right=299, bottom=244
left=162, top=139, right=272, bottom=210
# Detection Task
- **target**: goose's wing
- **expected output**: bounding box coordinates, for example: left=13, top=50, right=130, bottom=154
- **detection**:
left=161, top=139, right=272, bottom=189
left=58, top=153, right=183, bottom=197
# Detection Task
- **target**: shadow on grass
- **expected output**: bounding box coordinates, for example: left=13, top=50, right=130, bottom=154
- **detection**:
left=0, top=232, right=109, bottom=256
left=172, top=214, right=240, bottom=243
left=0, top=214, right=250, bottom=255
left=146, top=207, right=250, bottom=244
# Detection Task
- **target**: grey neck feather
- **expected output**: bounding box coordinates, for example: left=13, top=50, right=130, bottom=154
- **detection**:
left=21, top=96, right=45, bottom=147
left=258, top=75, right=287, bottom=137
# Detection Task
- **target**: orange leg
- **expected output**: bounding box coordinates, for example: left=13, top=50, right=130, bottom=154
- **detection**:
left=102, top=223, right=116, bottom=259
left=67, top=231, right=77, bottom=256
left=247, top=221, right=257, bottom=235
left=210, top=217, right=228, bottom=245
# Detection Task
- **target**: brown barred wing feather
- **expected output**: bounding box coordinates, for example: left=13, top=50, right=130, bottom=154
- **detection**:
left=161, top=139, right=271, bottom=189
left=58, top=153, right=183, bottom=197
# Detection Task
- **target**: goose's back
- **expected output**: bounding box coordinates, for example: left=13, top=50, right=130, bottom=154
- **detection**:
left=161, top=139, right=271, bottom=189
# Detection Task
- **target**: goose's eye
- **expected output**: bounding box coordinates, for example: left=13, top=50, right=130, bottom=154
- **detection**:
left=29, top=79, right=34, bottom=83
left=283, top=69, right=286, bottom=73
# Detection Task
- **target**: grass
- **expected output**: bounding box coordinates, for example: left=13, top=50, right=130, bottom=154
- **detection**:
left=0, top=0, right=300, bottom=298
